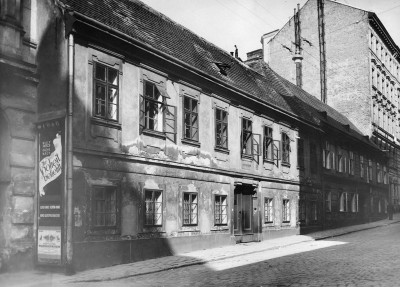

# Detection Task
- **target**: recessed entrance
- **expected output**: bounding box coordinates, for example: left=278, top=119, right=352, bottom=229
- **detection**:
left=233, top=184, right=257, bottom=243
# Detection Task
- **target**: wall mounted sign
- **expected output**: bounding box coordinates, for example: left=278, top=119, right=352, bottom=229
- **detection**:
left=37, top=118, right=64, bottom=265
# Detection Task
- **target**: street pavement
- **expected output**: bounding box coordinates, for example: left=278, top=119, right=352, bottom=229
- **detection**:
left=0, top=214, right=399, bottom=286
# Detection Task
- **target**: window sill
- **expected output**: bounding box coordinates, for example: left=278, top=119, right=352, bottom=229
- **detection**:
left=211, top=226, right=228, bottom=231
left=263, top=159, right=274, bottom=164
left=181, top=138, right=201, bottom=147
left=142, top=129, right=166, bottom=140
left=214, top=146, right=230, bottom=154
left=241, top=154, right=253, bottom=160
left=91, top=117, right=121, bottom=129
left=281, top=162, right=291, bottom=168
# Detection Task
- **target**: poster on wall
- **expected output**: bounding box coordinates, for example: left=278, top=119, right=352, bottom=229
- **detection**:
left=37, top=118, right=64, bottom=265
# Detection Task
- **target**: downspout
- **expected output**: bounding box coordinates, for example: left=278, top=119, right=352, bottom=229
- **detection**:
left=66, top=33, right=74, bottom=275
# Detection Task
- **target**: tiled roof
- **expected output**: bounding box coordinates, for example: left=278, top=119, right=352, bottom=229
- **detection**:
left=59, top=0, right=376, bottom=147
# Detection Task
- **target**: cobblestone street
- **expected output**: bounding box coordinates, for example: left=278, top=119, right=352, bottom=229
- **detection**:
left=87, top=222, right=400, bottom=287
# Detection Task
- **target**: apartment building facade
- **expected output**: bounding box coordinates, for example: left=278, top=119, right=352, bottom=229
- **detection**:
left=263, top=0, right=398, bottom=210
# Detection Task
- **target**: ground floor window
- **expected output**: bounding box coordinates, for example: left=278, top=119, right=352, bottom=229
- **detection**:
left=351, top=193, right=359, bottom=213
left=311, top=201, right=318, bottom=221
left=214, top=195, right=227, bottom=225
left=264, top=197, right=274, bottom=223
left=145, top=190, right=163, bottom=226
left=282, top=199, right=290, bottom=223
left=92, top=186, right=118, bottom=229
left=183, top=193, right=198, bottom=225
left=325, top=192, right=332, bottom=212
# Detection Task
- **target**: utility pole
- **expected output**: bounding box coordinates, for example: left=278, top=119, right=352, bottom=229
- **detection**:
left=317, top=0, right=327, bottom=103
left=292, top=4, right=303, bottom=88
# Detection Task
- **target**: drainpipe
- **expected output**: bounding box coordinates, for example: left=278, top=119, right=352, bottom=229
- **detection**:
left=66, top=33, right=74, bottom=274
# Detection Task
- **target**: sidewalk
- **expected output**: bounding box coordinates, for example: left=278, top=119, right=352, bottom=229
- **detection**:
left=1, top=214, right=399, bottom=286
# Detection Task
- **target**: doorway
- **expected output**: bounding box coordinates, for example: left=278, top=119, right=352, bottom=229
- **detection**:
left=233, top=184, right=258, bottom=242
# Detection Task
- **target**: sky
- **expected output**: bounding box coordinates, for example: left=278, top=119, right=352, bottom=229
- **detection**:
left=140, top=0, right=400, bottom=59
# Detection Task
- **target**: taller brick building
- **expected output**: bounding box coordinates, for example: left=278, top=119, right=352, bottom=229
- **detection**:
left=263, top=0, right=400, bottom=209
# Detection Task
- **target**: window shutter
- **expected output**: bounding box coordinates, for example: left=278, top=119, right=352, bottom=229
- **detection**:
left=273, top=140, right=280, bottom=165
left=252, top=133, right=261, bottom=162
left=164, top=104, right=177, bottom=143
left=139, top=94, right=145, bottom=134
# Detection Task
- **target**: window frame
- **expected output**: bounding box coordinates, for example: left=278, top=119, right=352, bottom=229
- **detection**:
left=183, top=96, right=199, bottom=142
left=93, top=62, right=119, bottom=122
left=183, top=192, right=198, bottom=226
left=282, top=199, right=290, bottom=223
left=91, top=185, right=119, bottom=231
left=215, top=108, right=228, bottom=150
left=144, top=189, right=163, bottom=227
left=281, top=132, right=291, bottom=166
left=264, top=197, right=274, bottom=224
left=214, top=195, right=228, bottom=226
left=263, top=126, right=273, bottom=162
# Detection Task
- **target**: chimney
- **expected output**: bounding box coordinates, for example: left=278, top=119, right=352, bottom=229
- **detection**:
left=261, top=29, right=279, bottom=64
left=292, top=3, right=303, bottom=88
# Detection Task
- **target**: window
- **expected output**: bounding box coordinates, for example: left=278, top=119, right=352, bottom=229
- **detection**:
left=183, top=96, right=199, bottom=141
left=383, top=165, right=388, bottom=184
left=323, top=142, right=335, bottom=170
left=326, top=191, right=331, bottom=212
left=263, top=126, right=273, bottom=161
left=241, top=118, right=260, bottom=159
left=281, top=133, right=291, bottom=165
left=183, top=193, right=198, bottom=225
left=92, top=186, right=118, bottom=228
left=214, top=195, right=228, bottom=225
left=145, top=190, right=163, bottom=226
left=297, top=138, right=304, bottom=169
left=339, top=192, right=348, bottom=212
left=264, top=198, right=273, bottom=223
left=311, top=201, right=318, bottom=221
left=215, top=108, right=228, bottom=149
left=93, top=63, right=119, bottom=121
left=360, top=155, right=365, bottom=178
left=349, top=152, right=355, bottom=175
left=377, top=163, right=382, bottom=183
left=368, top=160, right=373, bottom=182
left=241, top=118, right=252, bottom=156
left=351, top=193, right=359, bottom=213
left=282, top=199, right=290, bottom=223
left=310, top=143, right=318, bottom=174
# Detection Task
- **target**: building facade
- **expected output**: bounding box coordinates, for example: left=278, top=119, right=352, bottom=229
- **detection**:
left=0, top=0, right=389, bottom=272
left=263, top=0, right=398, bottom=211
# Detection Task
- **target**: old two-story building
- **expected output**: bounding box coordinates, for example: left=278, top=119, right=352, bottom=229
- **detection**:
left=0, top=0, right=389, bottom=273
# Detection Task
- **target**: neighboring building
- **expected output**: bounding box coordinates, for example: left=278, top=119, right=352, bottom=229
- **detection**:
left=0, top=0, right=39, bottom=271
left=0, top=0, right=388, bottom=273
left=263, top=0, right=399, bottom=210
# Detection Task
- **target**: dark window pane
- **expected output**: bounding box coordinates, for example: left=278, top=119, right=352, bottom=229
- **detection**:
left=95, top=64, right=106, bottom=81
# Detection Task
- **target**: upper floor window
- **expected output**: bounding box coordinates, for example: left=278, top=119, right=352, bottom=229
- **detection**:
left=183, top=192, right=198, bottom=225
left=323, top=142, right=335, bottom=170
left=297, top=138, right=304, bottom=169
left=183, top=96, right=199, bottom=142
left=241, top=118, right=260, bottom=160
left=263, top=126, right=273, bottom=162
left=139, top=80, right=177, bottom=141
left=215, top=108, right=228, bottom=149
left=281, top=133, right=291, bottom=165
left=377, top=163, right=382, bottom=183
left=145, top=190, right=163, bottom=226
left=93, top=63, right=119, bottom=121
left=349, top=152, right=355, bottom=175
left=310, top=143, right=318, bottom=174
left=214, top=195, right=228, bottom=225
left=368, top=160, right=373, bottom=182
left=360, top=155, right=365, bottom=178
